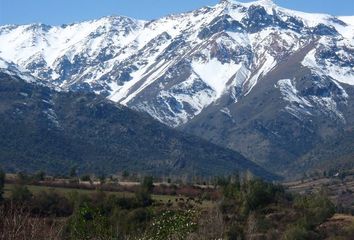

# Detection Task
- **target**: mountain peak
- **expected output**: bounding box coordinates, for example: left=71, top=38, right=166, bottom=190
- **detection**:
left=243, top=0, right=277, bottom=9
left=221, top=0, right=276, bottom=6
left=218, top=0, right=277, bottom=14
left=256, top=0, right=275, bottom=5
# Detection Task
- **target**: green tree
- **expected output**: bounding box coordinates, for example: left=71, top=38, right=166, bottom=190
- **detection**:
left=243, top=179, right=284, bottom=213
left=142, top=176, right=154, bottom=193
left=33, top=171, right=46, bottom=181
left=122, top=170, right=129, bottom=178
left=80, top=175, right=91, bottom=182
left=293, top=192, right=335, bottom=229
left=70, top=166, right=77, bottom=178
left=135, top=176, right=154, bottom=207
left=98, top=174, right=106, bottom=185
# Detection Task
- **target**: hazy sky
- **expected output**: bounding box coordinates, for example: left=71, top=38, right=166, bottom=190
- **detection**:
left=0, top=0, right=353, bottom=25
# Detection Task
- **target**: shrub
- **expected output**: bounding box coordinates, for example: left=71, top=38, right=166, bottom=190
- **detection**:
left=282, top=225, right=309, bottom=240
left=31, top=190, right=73, bottom=217
left=226, top=223, right=244, bottom=240
left=10, top=185, right=32, bottom=202
left=145, top=209, right=198, bottom=240
left=66, top=203, right=112, bottom=240
left=112, top=207, right=151, bottom=236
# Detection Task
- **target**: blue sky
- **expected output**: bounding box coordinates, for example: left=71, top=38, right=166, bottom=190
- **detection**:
left=0, top=0, right=353, bottom=25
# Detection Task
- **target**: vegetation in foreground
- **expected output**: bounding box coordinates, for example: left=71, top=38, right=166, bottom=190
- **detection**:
left=0, top=170, right=354, bottom=239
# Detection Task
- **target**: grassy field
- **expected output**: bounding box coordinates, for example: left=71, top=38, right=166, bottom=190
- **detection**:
left=3, top=183, right=135, bottom=198
left=3, top=183, right=214, bottom=208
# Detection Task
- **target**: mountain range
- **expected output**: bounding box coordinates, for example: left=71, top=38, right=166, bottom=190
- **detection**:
left=0, top=0, right=353, bottom=178
left=0, top=69, right=276, bottom=179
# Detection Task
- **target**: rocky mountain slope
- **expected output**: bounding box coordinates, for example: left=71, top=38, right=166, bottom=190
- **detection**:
left=0, top=70, right=276, bottom=179
left=0, top=0, right=353, bottom=177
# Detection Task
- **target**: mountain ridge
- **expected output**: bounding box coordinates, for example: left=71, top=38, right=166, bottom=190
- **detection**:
left=0, top=0, right=353, bottom=177
left=0, top=70, right=277, bottom=179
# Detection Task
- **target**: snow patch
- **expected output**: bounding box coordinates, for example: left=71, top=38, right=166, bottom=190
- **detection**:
left=277, top=79, right=312, bottom=107
left=244, top=54, right=276, bottom=95
left=302, top=48, right=354, bottom=85
left=338, top=16, right=354, bottom=26
left=192, top=58, right=242, bottom=98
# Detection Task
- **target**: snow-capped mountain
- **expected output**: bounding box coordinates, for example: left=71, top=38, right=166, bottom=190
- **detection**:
left=1, top=0, right=353, bottom=127
left=0, top=70, right=277, bottom=179
left=0, top=58, right=38, bottom=83
left=1, top=0, right=354, bottom=176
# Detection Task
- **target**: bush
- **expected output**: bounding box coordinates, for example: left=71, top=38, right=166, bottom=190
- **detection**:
left=226, top=223, right=244, bottom=240
left=145, top=209, right=198, bottom=240
left=10, top=185, right=32, bottom=202
left=282, top=225, right=309, bottom=240
left=66, top=203, right=112, bottom=240
left=31, top=190, right=73, bottom=217
left=127, top=208, right=151, bottom=232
